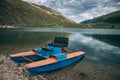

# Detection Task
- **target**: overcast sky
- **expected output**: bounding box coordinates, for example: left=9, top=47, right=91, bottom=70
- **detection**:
left=23, top=0, right=120, bottom=23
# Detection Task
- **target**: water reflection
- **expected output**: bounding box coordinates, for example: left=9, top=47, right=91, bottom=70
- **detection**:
left=69, top=33, right=120, bottom=65
left=69, top=33, right=120, bottom=50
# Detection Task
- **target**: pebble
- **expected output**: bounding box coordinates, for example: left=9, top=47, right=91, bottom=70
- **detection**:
left=79, top=72, right=87, bottom=78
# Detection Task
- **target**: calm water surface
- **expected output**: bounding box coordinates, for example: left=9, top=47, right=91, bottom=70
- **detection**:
left=0, top=28, right=120, bottom=80
left=1, top=28, right=120, bottom=35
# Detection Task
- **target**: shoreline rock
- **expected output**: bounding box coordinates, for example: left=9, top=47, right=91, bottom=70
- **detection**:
left=0, top=55, right=48, bottom=80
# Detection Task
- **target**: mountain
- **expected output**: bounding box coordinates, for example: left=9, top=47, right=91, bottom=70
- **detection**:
left=0, top=0, right=74, bottom=28
left=81, top=10, right=120, bottom=28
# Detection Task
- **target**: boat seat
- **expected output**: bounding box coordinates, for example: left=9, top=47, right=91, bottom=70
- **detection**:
left=51, top=53, right=67, bottom=61
left=48, top=37, right=68, bottom=47
left=48, top=43, right=68, bottom=47
left=33, top=48, right=53, bottom=58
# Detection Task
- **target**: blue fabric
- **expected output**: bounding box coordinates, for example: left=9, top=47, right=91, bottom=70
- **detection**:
left=33, top=48, right=41, bottom=54
left=48, top=45, right=62, bottom=54
left=52, top=54, right=67, bottom=61
left=33, top=48, right=51, bottom=58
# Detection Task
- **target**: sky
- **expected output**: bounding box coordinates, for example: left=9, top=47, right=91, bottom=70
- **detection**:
left=23, top=0, right=120, bottom=23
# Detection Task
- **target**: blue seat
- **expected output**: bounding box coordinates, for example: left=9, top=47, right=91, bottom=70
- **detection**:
left=52, top=53, right=67, bottom=61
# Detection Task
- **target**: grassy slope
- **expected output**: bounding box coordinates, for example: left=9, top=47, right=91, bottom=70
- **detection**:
left=0, top=0, right=75, bottom=27
left=81, top=10, right=120, bottom=29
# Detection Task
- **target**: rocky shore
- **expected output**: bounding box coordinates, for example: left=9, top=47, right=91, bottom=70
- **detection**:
left=0, top=25, right=15, bottom=28
left=0, top=55, right=48, bottom=80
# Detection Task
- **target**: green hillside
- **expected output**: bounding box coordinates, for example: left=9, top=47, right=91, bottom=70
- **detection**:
left=81, top=10, right=120, bottom=29
left=0, top=0, right=74, bottom=28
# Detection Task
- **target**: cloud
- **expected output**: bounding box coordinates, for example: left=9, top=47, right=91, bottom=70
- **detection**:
left=69, top=33, right=120, bottom=52
left=23, top=0, right=120, bottom=23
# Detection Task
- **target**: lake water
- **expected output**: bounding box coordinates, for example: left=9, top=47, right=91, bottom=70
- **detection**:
left=0, top=28, right=120, bottom=80
left=1, top=28, right=120, bottom=35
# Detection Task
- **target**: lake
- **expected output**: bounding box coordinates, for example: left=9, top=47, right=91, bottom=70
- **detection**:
left=0, top=28, right=120, bottom=80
